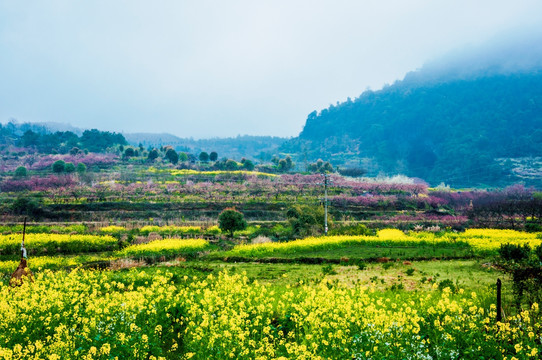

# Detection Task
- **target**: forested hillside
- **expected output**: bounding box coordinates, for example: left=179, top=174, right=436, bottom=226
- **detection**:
left=282, top=70, right=542, bottom=187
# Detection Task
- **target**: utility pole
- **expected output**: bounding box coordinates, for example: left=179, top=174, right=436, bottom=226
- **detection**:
left=323, top=173, right=329, bottom=236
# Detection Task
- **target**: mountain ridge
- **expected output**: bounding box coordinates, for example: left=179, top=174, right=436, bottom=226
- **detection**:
left=281, top=64, right=542, bottom=187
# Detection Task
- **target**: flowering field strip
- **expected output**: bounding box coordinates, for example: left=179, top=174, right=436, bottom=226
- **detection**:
left=0, top=224, right=88, bottom=235
left=115, top=238, right=210, bottom=258
left=412, top=229, right=542, bottom=254
left=224, top=229, right=471, bottom=259
left=139, top=225, right=202, bottom=236
left=0, top=254, right=112, bottom=275
left=99, top=225, right=126, bottom=234
left=0, top=234, right=117, bottom=256
left=147, top=167, right=278, bottom=177
left=0, top=269, right=540, bottom=359
left=225, top=229, right=542, bottom=259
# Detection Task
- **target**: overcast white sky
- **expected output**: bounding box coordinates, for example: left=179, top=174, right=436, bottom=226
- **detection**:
left=1, top=0, right=541, bottom=138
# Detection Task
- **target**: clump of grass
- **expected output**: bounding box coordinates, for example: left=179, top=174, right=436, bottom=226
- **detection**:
left=322, top=264, right=337, bottom=276
left=438, top=279, right=456, bottom=292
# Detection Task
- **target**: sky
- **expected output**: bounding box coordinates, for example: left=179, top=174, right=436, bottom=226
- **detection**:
left=1, top=1, right=542, bottom=139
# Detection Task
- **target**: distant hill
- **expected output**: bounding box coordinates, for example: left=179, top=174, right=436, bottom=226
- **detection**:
left=0, top=121, right=127, bottom=154
left=125, top=133, right=288, bottom=161
left=123, top=132, right=184, bottom=147
left=281, top=36, right=542, bottom=188
left=0, top=122, right=287, bottom=161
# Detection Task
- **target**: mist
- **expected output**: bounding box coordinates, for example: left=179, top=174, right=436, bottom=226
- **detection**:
left=402, top=28, right=542, bottom=85
left=1, top=1, right=542, bottom=138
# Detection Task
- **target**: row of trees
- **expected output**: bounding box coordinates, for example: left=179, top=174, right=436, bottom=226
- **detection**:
left=121, top=144, right=318, bottom=174
left=19, top=129, right=127, bottom=154
left=12, top=161, right=87, bottom=177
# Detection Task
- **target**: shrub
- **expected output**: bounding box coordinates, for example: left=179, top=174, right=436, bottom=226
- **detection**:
left=225, top=159, right=239, bottom=171
left=14, top=166, right=27, bottom=178
left=438, top=279, right=456, bottom=292
left=124, top=148, right=135, bottom=158
left=76, top=162, right=87, bottom=174
left=147, top=149, right=159, bottom=161
left=322, top=264, right=337, bottom=275
left=356, top=261, right=367, bottom=271
left=64, top=162, right=76, bottom=173
left=11, top=196, right=44, bottom=217
left=328, top=224, right=373, bottom=236
left=52, top=160, right=66, bottom=173
left=534, top=245, right=542, bottom=262
left=199, top=152, right=209, bottom=162
left=498, top=243, right=531, bottom=262
left=100, top=225, right=127, bottom=234
left=218, top=208, right=247, bottom=237
left=166, top=148, right=179, bottom=164
left=204, top=225, right=221, bottom=235
left=525, top=222, right=542, bottom=233
left=382, top=262, right=394, bottom=270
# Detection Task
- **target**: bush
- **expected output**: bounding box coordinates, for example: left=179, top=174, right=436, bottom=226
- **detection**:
left=199, top=152, right=210, bottom=162
left=148, top=149, right=159, bottom=161
left=356, top=261, right=367, bottom=271
left=124, top=148, right=135, bottom=158
left=322, top=264, right=337, bottom=275
left=14, top=166, right=27, bottom=178
left=218, top=208, right=247, bottom=237
left=525, top=222, right=542, bottom=233
left=11, top=196, right=44, bottom=217
left=52, top=160, right=66, bottom=173
left=76, top=163, right=87, bottom=174
left=498, top=243, right=531, bottom=262
left=328, top=224, right=373, bottom=236
left=338, top=167, right=367, bottom=178
left=225, top=159, right=239, bottom=170
left=287, top=205, right=326, bottom=238
left=438, top=279, right=456, bottom=292
left=534, top=245, right=542, bottom=262
left=64, top=162, right=76, bottom=173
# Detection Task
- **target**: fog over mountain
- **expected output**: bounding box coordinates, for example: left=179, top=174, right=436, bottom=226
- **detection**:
left=281, top=31, right=542, bottom=187
left=2, top=1, right=542, bottom=138
left=402, top=30, right=542, bottom=85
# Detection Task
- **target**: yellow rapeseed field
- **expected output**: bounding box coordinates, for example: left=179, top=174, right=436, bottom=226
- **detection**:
left=0, top=269, right=540, bottom=359
left=0, top=234, right=117, bottom=255
left=116, top=238, right=209, bottom=258
left=227, top=229, right=542, bottom=257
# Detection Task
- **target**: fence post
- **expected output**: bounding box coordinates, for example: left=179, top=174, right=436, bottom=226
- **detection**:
left=496, top=278, right=502, bottom=322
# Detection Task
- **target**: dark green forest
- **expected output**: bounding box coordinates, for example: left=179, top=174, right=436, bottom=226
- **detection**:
left=281, top=70, right=542, bottom=187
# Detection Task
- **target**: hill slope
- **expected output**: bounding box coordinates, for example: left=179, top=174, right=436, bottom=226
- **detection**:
left=282, top=68, right=542, bottom=187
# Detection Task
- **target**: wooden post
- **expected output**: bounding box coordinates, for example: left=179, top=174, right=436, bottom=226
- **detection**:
left=496, top=278, right=502, bottom=322
left=21, top=217, right=27, bottom=259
